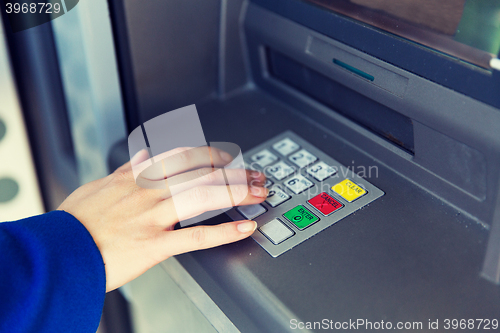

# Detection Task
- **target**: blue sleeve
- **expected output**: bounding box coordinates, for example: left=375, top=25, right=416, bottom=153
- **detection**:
left=0, top=211, right=106, bottom=333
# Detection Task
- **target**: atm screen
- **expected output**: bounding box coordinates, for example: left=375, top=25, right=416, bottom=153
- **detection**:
left=305, top=0, right=500, bottom=68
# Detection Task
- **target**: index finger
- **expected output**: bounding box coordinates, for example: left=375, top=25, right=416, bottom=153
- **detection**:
left=139, top=146, right=234, bottom=181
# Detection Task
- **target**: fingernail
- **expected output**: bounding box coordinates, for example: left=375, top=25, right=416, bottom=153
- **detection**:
left=250, top=186, right=268, bottom=197
left=220, top=151, right=233, bottom=163
left=249, top=179, right=265, bottom=188
left=237, top=221, right=257, bottom=233
left=131, top=149, right=150, bottom=165
left=250, top=170, right=262, bottom=179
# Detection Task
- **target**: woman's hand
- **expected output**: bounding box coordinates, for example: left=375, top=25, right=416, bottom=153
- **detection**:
left=58, top=147, right=267, bottom=292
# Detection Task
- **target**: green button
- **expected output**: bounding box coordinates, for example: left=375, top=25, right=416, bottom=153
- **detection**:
left=283, top=205, right=319, bottom=230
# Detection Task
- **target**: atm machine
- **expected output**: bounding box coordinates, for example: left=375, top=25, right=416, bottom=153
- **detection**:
left=101, top=0, right=500, bottom=331
left=102, top=0, right=500, bottom=331
left=4, top=0, right=500, bottom=332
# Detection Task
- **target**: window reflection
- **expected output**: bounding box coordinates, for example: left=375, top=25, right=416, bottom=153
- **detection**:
left=305, top=0, right=500, bottom=69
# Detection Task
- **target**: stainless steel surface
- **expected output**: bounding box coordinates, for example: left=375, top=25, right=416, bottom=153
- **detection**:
left=227, top=131, right=384, bottom=257
left=160, top=258, right=241, bottom=333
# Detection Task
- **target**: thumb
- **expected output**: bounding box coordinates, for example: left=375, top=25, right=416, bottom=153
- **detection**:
left=161, top=220, right=257, bottom=256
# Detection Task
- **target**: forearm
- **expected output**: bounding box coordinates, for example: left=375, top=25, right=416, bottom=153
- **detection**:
left=0, top=211, right=105, bottom=333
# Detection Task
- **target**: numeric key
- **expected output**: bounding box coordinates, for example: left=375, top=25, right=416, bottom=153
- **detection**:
left=289, top=149, right=317, bottom=168
left=266, top=161, right=295, bottom=180
left=306, top=161, right=337, bottom=181
left=272, top=138, right=300, bottom=156
left=251, top=149, right=278, bottom=168
left=266, top=186, right=291, bottom=207
left=284, top=174, right=314, bottom=194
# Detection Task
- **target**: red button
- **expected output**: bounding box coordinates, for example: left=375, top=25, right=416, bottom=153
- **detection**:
left=307, top=192, right=343, bottom=216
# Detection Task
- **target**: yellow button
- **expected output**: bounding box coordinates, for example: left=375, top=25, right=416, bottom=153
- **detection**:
left=331, top=179, right=367, bottom=202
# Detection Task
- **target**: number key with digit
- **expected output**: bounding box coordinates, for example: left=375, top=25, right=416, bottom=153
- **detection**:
left=306, top=161, right=337, bottom=181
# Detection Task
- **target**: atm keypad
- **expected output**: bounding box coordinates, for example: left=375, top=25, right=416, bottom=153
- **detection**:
left=227, top=131, right=384, bottom=257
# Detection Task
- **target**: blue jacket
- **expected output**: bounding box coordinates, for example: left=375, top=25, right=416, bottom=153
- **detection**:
left=0, top=211, right=106, bottom=333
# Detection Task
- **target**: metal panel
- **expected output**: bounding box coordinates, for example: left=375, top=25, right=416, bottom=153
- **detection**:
left=244, top=4, right=500, bottom=227
left=251, top=0, right=500, bottom=110
left=122, top=0, right=221, bottom=123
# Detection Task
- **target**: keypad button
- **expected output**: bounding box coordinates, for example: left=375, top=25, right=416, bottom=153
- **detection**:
left=251, top=149, right=278, bottom=168
left=308, top=192, right=343, bottom=216
left=283, top=174, right=314, bottom=195
left=272, top=138, right=300, bottom=156
left=264, top=179, right=274, bottom=188
left=331, top=179, right=367, bottom=202
left=266, top=161, right=295, bottom=181
left=306, top=161, right=337, bottom=181
left=237, top=204, right=267, bottom=220
left=259, top=219, right=294, bottom=245
left=283, top=205, right=319, bottom=230
left=265, top=186, right=291, bottom=208
left=289, top=149, right=318, bottom=168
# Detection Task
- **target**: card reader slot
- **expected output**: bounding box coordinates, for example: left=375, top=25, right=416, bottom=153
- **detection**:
left=332, top=58, right=375, bottom=82
left=306, top=36, right=409, bottom=97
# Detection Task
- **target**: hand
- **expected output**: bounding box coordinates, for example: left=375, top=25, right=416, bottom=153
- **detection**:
left=58, top=147, right=268, bottom=292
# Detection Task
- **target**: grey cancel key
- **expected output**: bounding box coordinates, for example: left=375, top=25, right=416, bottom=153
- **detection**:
left=259, top=219, right=294, bottom=245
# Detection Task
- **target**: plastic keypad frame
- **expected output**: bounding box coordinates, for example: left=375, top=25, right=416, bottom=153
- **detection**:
left=226, top=131, right=384, bottom=257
